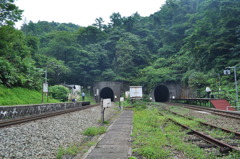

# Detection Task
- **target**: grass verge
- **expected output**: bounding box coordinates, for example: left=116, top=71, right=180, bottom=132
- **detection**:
left=83, top=126, right=106, bottom=136
left=0, top=84, right=60, bottom=105
left=56, top=124, right=108, bottom=159
left=131, top=107, right=209, bottom=159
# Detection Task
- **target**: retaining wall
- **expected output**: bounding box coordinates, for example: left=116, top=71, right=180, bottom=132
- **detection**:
left=0, top=102, right=83, bottom=120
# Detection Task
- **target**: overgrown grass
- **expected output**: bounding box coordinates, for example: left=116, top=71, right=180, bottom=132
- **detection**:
left=77, top=90, right=96, bottom=104
left=56, top=141, right=96, bottom=159
left=82, top=126, right=106, bottom=136
left=57, top=146, right=79, bottom=159
left=169, top=106, right=219, bottom=121
left=115, top=99, right=147, bottom=109
left=169, top=106, right=190, bottom=115
left=0, top=85, right=98, bottom=106
left=132, top=107, right=208, bottom=159
left=57, top=126, right=107, bottom=159
left=163, top=111, right=236, bottom=139
left=131, top=100, right=147, bottom=110
left=0, top=84, right=60, bottom=106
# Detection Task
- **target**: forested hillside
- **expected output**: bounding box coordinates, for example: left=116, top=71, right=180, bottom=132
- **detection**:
left=0, top=0, right=239, bottom=99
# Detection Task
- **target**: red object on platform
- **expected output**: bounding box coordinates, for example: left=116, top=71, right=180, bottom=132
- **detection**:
left=210, top=99, right=235, bottom=111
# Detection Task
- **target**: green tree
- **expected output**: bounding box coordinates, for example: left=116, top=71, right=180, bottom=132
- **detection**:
left=0, top=0, right=23, bottom=26
left=109, top=12, right=123, bottom=27
left=77, top=26, right=107, bottom=46
left=0, top=26, right=42, bottom=88
left=93, top=17, right=105, bottom=30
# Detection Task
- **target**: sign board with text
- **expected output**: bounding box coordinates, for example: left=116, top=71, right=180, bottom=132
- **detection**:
left=43, top=83, right=48, bottom=93
left=120, top=97, right=124, bottom=102
left=103, top=98, right=111, bottom=108
left=130, top=86, right=143, bottom=99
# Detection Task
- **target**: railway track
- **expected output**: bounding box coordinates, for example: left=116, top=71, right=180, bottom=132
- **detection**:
left=158, top=109, right=240, bottom=153
left=164, top=108, right=240, bottom=138
left=0, top=103, right=99, bottom=128
left=167, top=102, right=240, bottom=120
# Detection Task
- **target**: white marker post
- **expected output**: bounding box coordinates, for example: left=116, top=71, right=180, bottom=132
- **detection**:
left=102, top=98, right=111, bottom=123
left=42, top=82, right=48, bottom=103
left=119, top=97, right=124, bottom=110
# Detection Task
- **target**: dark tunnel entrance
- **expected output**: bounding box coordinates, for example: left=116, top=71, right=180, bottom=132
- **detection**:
left=154, top=85, right=170, bottom=102
left=100, top=87, right=114, bottom=101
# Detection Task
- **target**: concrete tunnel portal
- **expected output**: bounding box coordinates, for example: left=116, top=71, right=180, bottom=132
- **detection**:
left=100, top=87, right=114, bottom=101
left=154, top=85, right=170, bottom=102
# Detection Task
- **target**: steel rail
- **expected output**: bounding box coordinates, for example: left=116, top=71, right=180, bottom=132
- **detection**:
left=0, top=104, right=99, bottom=128
left=165, top=108, right=240, bottom=138
left=159, top=112, right=240, bottom=153
left=184, top=106, right=240, bottom=120
left=171, top=102, right=240, bottom=116
left=166, top=103, right=240, bottom=120
left=169, top=102, right=240, bottom=115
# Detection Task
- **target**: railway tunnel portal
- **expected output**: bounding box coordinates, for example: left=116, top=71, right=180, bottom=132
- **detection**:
left=151, top=82, right=181, bottom=102
left=100, top=87, right=114, bottom=101
left=154, top=85, right=170, bottom=102
left=93, top=81, right=129, bottom=102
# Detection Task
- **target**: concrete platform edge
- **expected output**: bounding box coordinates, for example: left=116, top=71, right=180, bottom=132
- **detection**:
left=80, top=111, right=123, bottom=159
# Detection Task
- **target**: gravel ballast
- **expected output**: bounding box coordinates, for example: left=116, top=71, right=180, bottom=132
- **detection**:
left=165, top=104, right=240, bottom=132
left=0, top=105, right=118, bottom=159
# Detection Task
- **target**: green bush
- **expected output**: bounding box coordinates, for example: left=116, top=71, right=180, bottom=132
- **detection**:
left=49, top=85, right=70, bottom=102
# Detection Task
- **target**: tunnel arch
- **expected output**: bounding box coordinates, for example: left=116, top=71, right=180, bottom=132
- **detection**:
left=154, top=85, right=170, bottom=102
left=100, top=87, right=114, bottom=101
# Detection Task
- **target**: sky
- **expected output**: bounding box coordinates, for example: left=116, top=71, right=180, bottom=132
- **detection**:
left=14, top=0, right=166, bottom=28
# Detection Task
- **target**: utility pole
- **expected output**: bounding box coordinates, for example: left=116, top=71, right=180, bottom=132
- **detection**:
left=43, top=66, right=48, bottom=103
left=45, top=67, right=48, bottom=83
left=225, top=66, right=239, bottom=106
left=213, top=73, right=221, bottom=98
left=43, top=62, right=57, bottom=103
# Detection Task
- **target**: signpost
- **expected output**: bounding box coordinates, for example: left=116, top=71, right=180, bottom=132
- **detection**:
left=119, top=97, right=124, bottom=110
left=42, top=82, right=48, bottom=103
left=103, top=98, right=111, bottom=108
left=95, top=89, right=99, bottom=102
left=102, top=98, right=111, bottom=123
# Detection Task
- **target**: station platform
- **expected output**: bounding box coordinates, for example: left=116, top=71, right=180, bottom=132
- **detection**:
left=83, top=110, right=133, bottom=159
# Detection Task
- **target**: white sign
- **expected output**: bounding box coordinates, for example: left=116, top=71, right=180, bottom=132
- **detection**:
left=103, top=98, right=111, bottom=108
left=224, top=70, right=231, bottom=75
left=120, top=97, right=124, bottom=102
left=43, top=83, right=48, bottom=93
left=130, top=86, right=143, bottom=98
left=125, top=91, right=130, bottom=98
left=72, top=85, right=81, bottom=94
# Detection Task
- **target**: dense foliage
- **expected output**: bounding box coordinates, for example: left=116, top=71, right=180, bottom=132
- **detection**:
left=0, top=0, right=239, bottom=101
